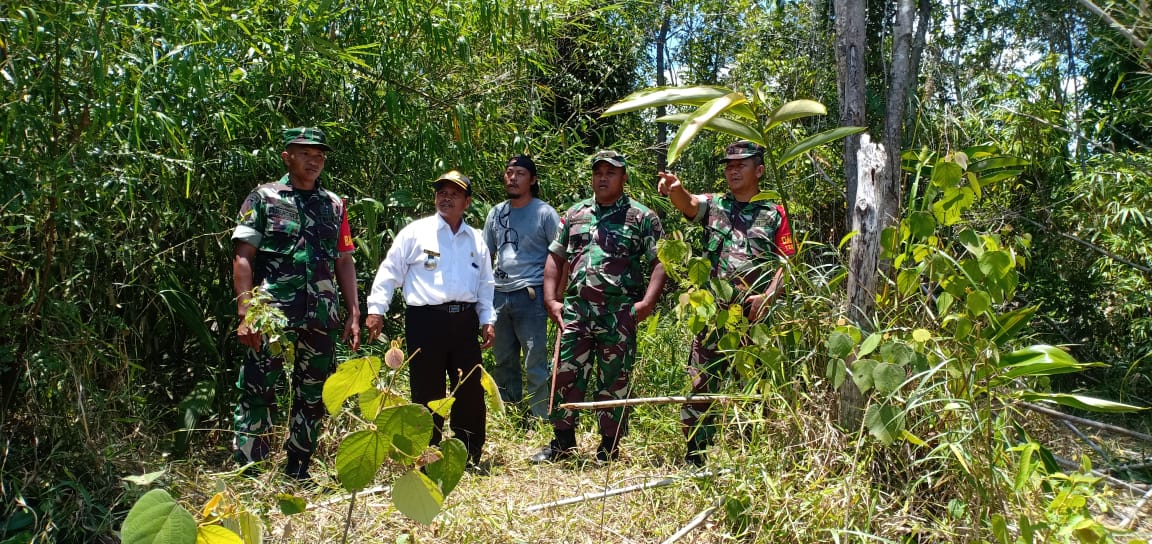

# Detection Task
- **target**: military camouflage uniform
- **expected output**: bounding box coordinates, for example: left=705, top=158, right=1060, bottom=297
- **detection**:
left=231, top=174, right=352, bottom=465
left=548, top=195, right=664, bottom=438
left=682, top=192, right=795, bottom=447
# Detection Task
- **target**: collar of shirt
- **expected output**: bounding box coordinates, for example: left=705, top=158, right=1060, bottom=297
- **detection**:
left=592, top=194, right=630, bottom=214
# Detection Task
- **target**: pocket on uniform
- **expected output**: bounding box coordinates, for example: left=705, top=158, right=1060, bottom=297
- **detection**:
left=263, top=219, right=301, bottom=254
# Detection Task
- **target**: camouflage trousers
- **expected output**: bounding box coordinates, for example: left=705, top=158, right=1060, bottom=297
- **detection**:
left=234, top=327, right=336, bottom=465
left=681, top=330, right=737, bottom=447
left=548, top=300, right=637, bottom=438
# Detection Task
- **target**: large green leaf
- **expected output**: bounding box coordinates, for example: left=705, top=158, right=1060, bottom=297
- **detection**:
left=778, top=126, right=866, bottom=166
left=872, top=362, right=905, bottom=396
left=424, top=438, right=468, bottom=496
left=997, top=344, right=1102, bottom=378
left=667, top=93, right=749, bottom=166
left=601, top=85, right=731, bottom=116
left=987, top=306, right=1038, bottom=346
left=323, top=356, right=381, bottom=415
left=376, top=404, right=435, bottom=464
left=1020, top=393, right=1148, bottom=413
left=121, top=489, right=197, bottom=544
left=392, top=470, right=444, bottom=525
left=335, top=429, right=390, bottom=491
left=864, top=403, right=906, bottom=445
left=654, top=113, right=762, bottom=143
left=764, top=99, right=827, bottom=131
left=826, top=331, right=854, bottom=359
left=850, top=358, right=878, bottom=394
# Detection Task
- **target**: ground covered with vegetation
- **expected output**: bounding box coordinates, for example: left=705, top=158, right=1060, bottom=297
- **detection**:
left=3, top=0, right=1152, bottom=542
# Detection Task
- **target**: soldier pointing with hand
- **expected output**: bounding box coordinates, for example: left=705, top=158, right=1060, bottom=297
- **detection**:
left=657, top=140, right=796, bottom=466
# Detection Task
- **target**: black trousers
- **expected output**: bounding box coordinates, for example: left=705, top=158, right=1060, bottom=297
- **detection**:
left=405, top=305, right=486, bottom=461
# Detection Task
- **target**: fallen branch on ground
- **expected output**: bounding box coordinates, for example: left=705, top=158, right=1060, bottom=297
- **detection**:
left=660, top=496, right=725, bottom=544
left=560, top=395, right=740, bottom=410
left=1121, top=485, right=1152, bottom=530
left=308, top=485, right=389, bottom=511
left=522, top=470, right=727, bottom=513
left=1051, top=454, right=1148, bottom=494
left=1020, top=402, right=1152, bottom=443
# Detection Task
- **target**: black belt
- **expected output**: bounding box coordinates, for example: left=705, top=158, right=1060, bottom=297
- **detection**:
left=420, top=301, right=475, bottom=314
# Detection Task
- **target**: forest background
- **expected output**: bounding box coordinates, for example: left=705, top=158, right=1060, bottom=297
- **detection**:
left=2, top=0, right=1151, bottom=542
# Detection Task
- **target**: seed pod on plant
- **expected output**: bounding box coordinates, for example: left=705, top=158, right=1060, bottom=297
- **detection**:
left=385, top=340, right=405, bottom=369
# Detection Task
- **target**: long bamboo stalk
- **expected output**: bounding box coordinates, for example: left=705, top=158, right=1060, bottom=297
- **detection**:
left=659, top=496, right=725, bottom=544
left=1020, top=402, right=1152, bottom=443
left=522, top=470, right=725, bottom=513
left=560, top=395, right=738, bottom=410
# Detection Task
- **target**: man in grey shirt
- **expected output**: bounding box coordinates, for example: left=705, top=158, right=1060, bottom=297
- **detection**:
left=483, top=155, right=561, bottom=421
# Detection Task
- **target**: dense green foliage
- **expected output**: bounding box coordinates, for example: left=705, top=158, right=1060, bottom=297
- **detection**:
left=2, top=0, right=1150, bottom=541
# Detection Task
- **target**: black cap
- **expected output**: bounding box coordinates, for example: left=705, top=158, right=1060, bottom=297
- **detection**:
left=506, top=155, right=537, bottom=176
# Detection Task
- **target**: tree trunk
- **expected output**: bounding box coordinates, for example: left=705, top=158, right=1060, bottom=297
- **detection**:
left=834, top=0, right=867, bottom=231
left=655, top=1, right=671, bottom=174
left=840, top=134, right=885, bottom=430
left=878, top=0, right=925, bottom=230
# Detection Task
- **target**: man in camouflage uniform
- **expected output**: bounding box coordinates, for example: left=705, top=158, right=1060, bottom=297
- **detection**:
left=531, top=150, right=667, bottom=464
left=231, top=127, right=361, bottom=483
left=657, top=140, right=796, bottom=466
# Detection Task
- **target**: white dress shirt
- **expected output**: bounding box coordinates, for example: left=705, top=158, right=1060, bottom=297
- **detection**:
left=367, top=213, right=496, bottom=325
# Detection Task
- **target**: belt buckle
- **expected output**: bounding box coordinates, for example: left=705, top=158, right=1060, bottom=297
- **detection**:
left=447, top=304, right=462, bottom=313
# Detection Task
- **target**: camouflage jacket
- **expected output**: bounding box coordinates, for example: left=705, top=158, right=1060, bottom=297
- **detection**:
left=695, top=193, right=796, bottom=292
left=232, top=175, right=352, bottom=328
left=549, top=195, right=664, bottom=306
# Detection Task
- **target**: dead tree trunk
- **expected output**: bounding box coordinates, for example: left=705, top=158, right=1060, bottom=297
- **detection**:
left=834, top=0, right=867, bottom=231
left=840, top=134, right=885, bottom=430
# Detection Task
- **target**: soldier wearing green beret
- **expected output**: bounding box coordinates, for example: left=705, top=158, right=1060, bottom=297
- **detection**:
left=231, top=127, right=361, bottom=485
left=532, top=150, right=667, bottom=464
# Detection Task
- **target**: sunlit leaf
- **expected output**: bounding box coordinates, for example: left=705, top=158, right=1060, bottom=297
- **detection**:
left=655, top=113, right=762, bottom=142
left=324, top=356, right=381, bottom=415
left=667, top=93, right=749, bottom=166
left=778, top=126, right=866, bottom=166
left=121, top=489, right=197, bottom=544
left=1021, top=393, right=1148, bottom=413
left=392, top=470, right=444, bottom=525
left=196, top=525, right=242, bottom=544
left=765, top=99, right=827, bottom=131
left=479, top=366, right=505, bottom=415
left=375, top=404, right=435, bottom=464
left=602, top=85, right=732, bottom=116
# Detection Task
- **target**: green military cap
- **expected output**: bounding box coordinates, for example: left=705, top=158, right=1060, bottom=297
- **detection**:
left=591, top=149, right=626, bottom=168
left=282, top=127, right=333, bottom=151
left=723, top=140, right=765, bottom=160
left=433, top=170, right=472, bottom=195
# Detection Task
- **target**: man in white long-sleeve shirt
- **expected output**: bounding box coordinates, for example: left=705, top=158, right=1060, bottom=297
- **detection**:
left=365, top=170, right=496, bottom=467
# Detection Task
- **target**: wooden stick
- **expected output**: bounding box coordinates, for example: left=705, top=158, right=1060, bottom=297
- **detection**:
left=1019, top=402, right=1152, bottom=443
left=522, top=470, right=726, bottom=513
left=659, top=496, right=725, bottom=544
left=560, top=395, right=740, bottom=410
left=308, top=484, right=389, bottom=511
left=1059, top=420, right=1112, bottom=462
left=1121, top=485, right=1152, bottom=530
left=1050, top=454, right=1148, bottom=494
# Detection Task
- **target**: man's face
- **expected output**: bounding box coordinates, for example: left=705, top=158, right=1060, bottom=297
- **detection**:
left=591, top=162, right=626, bottom=205
left=724, top=157, right=764, bottom=194
left=435, top=183, right=471, bottom=222
left=282, top=145, right=327, bottom=185
left=504, top=166, right=535, bottom=199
